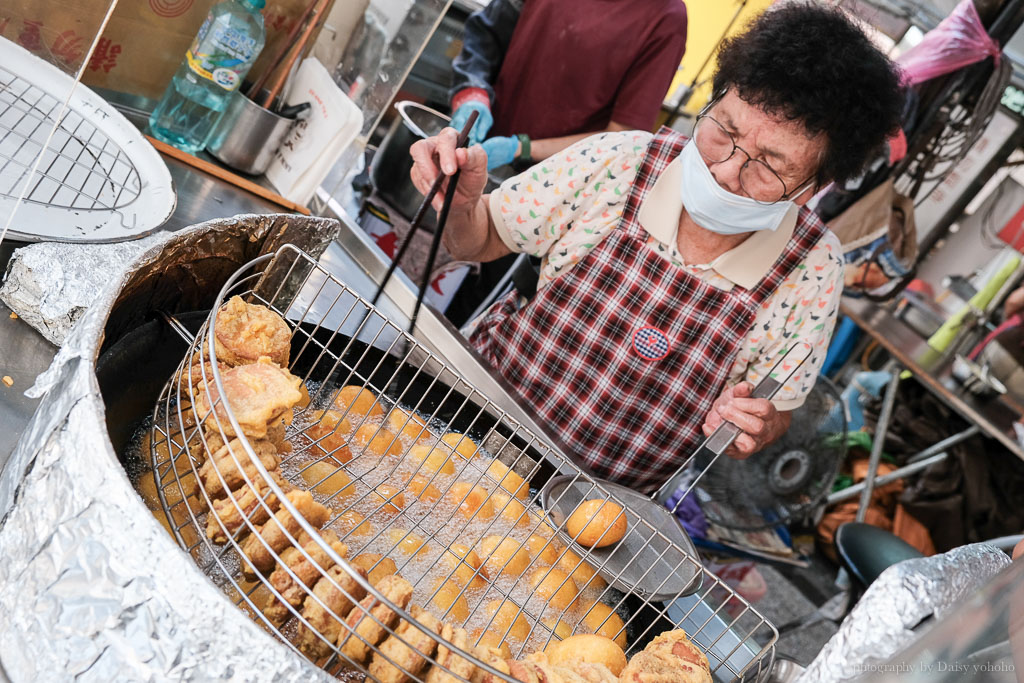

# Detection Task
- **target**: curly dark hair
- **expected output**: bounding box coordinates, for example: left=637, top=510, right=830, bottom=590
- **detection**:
left=712, top=2, right=904, bottom=185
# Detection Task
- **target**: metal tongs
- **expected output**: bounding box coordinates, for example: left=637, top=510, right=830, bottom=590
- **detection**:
left=540, top=342, right=814, bottom=600
left=654, top=340, right=815, bottom=510
left=369, top=111, right=479, bottom=335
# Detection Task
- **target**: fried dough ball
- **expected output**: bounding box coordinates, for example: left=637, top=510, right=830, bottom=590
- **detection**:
left=213, top=295, right=291, bottom=367
left=485, top=459, right=530, bottom=500
left=370, top=484, right=407, bottom=514
left=337, top=574, right=415, bottom=663
left=300, top=460, right=355, bottom=499
left=193, top=358, right=303, bottom=440
left=306, top=409, right=352, bottom=462
left=489, top=490, right=531, bottom=528
left=178, top=356, right=230, bottom=406
left=387, top=407, right=431, bottom=442
left=264, top=530, right=347, bottom=626
left=368, top=605, right=443, bottom=683
left=567, top=500, right=627, bottom=548
left=240, top=490, right=330, bottom=577
left=558, top=550, right=607, bottom=592
left=439, top=543, right=487, bottom=589
left=352, top=423, right=403, bottom=458
left=581, top=601, right=627, bottom=649
left=529, top=567, right=580, bottom=611
left=481, top=598, right=530, bottom=643
left=198, top=438, right=279, bottom=499
left=406, top=474, right=442, bottom=503
left=296, top=564, right=368, bottom=659
left=441, top=432, right=481, bottom=459
left=336, top=510, right=374, bottom=539
left=386, top=529, right=432, bottom=558
left=546, top=634, right=626, bottom=677
left=526, top=534, right=563, bottom=565
left=445, top=482, right=495, bottom=521
left=350, top=553, right=398, bottom=584
left=430, top=578, right=470, bottom=622
left=424, top=624, right=476, bottom=683
left=618, top=629, right=711, bottom=683
left=333, top=384, right=385, bottom=420
left=407, top=443, right=457, bottom=476
left=477, top=536, right=531, bottom=578
left=543, top=617, right=574, bottom=641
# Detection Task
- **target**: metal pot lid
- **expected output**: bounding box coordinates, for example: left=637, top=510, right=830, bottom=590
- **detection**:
left=0, top=37, right=176, bottom=243
left=541, top=475, right=703, bottom=602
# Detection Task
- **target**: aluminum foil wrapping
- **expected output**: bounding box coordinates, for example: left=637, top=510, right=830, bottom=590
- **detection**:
left=796, top=543, right=1012, bottom=683
left=0, top=214, right=339, bottom=681
left=0, top=231, right=171, bottom=346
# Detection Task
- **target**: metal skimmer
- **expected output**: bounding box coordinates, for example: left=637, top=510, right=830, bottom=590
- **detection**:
left=145, top=244, right=779, bottom=681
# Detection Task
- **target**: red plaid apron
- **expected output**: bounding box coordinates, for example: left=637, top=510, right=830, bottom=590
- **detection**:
left=469, top=128, right=827, bottom=493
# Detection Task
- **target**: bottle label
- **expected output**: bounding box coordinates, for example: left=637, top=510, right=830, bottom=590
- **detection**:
left=186, top=19, right=258, bottom=91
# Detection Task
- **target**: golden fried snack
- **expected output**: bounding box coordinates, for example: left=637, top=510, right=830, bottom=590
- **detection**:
left=337, top=574, right=415, bottom=664
left=470, top=644, right=511, bottom=683
left=529, top=567, right=580, bottom=611
left=424, top=624, right=476, bottom=683
left=178, top=356, right=229, bottom=407
left=508, top=654, right=560, bottom=683
left=567, top=500, right=627, bottom=548
left=547, top=635, right=626, bottom=677
left=307, top=409, right=353, bottom=463
left=264, top=530, right=348, bottom=626
left=213, top=295, right=291, bottom=367
left=351, top=553, right=399, bottom=584
left=206, top=470, right=292, bottom=544
left=193, top=358, right=303, bottom=440
left=618, top=630, right=711, bottom=683
left=296, top=564, right=369, bottom=659
left=198, top=438, right=279, bottom=499
left=333, top=384, right=385, bottom=420
left=241, top=490, right=330, bottom=577
left=189, top=431, right=226, bottom=465
left=477, top=536, right=531, bottom=578
left=554, top=660, right=618, bottom=683
left=581, top=602, right=627, bottom=649
left=368, top=605, right=442, bottom=683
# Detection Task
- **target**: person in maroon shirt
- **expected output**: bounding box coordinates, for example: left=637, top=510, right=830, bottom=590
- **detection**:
left=449, top=0, right=688, bottom=170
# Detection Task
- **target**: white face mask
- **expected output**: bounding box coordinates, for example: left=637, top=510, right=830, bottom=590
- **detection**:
left=678, top=139, right=803, bottom=236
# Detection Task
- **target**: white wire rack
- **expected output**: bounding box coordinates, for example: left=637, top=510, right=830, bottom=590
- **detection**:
left=144, top=244, right=778, bottom=681
left=0, top=63, right=141, bottom=209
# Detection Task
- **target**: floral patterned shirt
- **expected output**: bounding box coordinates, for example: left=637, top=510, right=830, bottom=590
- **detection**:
left=484, top=130, right=844, bottom=409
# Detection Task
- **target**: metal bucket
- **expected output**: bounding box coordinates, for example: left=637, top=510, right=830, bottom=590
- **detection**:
left=370, top=101, right=451, bottom=230
left=207, top=92, right=299, bottom=175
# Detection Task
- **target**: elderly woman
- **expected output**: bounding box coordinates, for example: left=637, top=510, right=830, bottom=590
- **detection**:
left=410, top=2, right=904, bottom=493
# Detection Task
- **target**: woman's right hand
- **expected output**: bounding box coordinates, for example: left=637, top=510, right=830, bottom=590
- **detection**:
left=409, top=127, right=490, bottom=214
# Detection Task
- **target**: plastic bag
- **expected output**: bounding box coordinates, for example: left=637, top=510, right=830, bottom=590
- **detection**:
left=897, top=0, right=1001, bottom=86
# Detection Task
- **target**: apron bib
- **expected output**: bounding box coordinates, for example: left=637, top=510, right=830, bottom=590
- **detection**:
left=469, top=128, right=826, bottom=493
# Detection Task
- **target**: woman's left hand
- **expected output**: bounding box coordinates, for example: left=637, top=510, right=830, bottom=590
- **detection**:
left=702, top=382, right=791, bottom=459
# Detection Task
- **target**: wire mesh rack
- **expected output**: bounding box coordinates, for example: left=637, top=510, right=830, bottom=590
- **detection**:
left=0, top=63, right=142, bottom=209
left=144, top=243, right=778, bottom=682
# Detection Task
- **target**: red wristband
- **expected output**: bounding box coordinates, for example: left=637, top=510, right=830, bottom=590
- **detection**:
left=451, top=87, right=491, bottom=111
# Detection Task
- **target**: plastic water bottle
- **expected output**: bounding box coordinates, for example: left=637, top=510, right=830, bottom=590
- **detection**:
left=149, top=0, right=266, bottom=154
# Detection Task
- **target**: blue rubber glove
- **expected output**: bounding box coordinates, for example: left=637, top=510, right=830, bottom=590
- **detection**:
left=450, top=101, right=493, bottom=146
left=481, top=135, right=519, bottom=170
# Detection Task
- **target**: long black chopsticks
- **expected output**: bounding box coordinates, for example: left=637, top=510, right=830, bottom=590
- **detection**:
left=371, top=111, right=479, bottom=335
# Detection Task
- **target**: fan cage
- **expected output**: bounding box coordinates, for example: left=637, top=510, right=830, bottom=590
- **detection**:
left=146, top=243, right=778, bottom=682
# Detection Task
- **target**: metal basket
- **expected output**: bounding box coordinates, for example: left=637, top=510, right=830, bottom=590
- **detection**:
left=146, top=243, right=778, bottom=681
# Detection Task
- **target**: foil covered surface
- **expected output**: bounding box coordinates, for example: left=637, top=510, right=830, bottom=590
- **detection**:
left=0, top=232, right=170, bottom=346
left=0, top=214, right=339, bottom=681
left=796, top=543, right=1012, bottom=683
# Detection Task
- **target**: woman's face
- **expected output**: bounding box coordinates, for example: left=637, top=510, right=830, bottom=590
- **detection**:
left=703, top=90, right=827, bottom=205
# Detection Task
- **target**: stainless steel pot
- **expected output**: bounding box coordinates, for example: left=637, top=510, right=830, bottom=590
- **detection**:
left=371, top=101, right=450, bottom=229
left=370, top=101, right=499, bottom=230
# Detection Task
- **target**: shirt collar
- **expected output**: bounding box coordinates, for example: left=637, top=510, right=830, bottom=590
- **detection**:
left=637, top=156, right=799, bottom=290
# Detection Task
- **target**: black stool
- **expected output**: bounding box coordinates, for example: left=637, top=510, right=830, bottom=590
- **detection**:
left=835, top=522, right=925, bottom=588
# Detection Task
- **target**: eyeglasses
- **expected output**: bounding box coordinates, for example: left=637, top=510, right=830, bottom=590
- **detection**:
left=693, top=107, right=816, bottom=205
